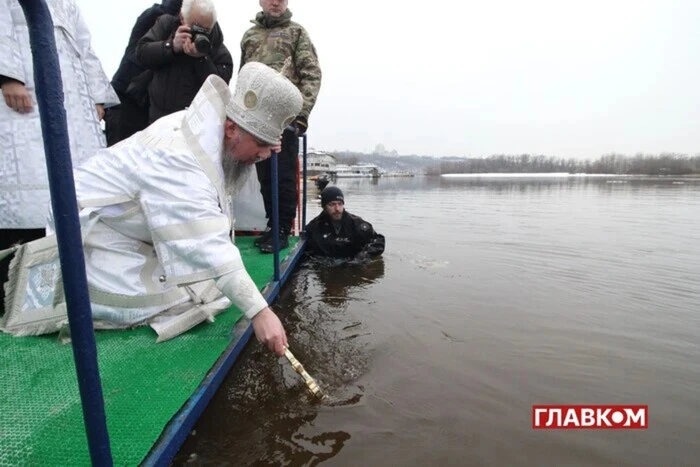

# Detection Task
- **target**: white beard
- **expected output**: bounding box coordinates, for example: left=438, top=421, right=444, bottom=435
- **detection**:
left=222, top=154, right=250, bottom=197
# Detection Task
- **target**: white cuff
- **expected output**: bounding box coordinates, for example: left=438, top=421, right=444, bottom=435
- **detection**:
left=215, top=269, right=268, bottom=319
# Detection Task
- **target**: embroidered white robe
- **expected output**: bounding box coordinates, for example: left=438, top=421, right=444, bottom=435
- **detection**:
left=0, top=0, right=119, bottom=228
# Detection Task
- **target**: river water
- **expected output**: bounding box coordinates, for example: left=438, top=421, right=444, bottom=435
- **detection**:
left=174, top=175, right=700, bottom=466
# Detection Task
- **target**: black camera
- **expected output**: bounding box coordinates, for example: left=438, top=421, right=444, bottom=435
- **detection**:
left=190, top=25, right=211, bottom=54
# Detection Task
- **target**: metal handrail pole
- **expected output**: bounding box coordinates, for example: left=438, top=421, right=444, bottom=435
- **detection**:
left=271, top=151, right=280, bottom=281
left=301, top=135, right=308, bottom=234
left=17, top=0, right=113, bottom=465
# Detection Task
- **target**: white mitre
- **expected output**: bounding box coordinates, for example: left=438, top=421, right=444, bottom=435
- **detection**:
left=225, top=62, right=304, bottom=145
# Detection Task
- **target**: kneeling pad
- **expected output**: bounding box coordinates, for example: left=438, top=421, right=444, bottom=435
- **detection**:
left=1, top=236, right=68, bottom=337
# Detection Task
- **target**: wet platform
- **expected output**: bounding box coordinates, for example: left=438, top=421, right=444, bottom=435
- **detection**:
left=0, top=236, right=305, bottom=466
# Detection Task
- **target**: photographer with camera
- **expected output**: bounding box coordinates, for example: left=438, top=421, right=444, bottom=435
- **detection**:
left=105, top=0, right=183, bottom=147
left=136, top=0, right=232, bottom=124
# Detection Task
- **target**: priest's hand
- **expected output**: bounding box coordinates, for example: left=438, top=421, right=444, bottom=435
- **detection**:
left=95, top=104, right=105, bottom=121
left=251, top=307, right=288, bottom=356
left=2, top=81, right=33, bottom=114
left=271, top=136, right=282, bottom=154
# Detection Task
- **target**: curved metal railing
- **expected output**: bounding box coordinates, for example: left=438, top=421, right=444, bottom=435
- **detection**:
left=17, top=1, right=112, bottom=465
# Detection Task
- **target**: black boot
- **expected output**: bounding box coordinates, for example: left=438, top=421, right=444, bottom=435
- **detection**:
left=253, top=227, right=272, bottom=247
left=259, top=230, right=290, bottom=253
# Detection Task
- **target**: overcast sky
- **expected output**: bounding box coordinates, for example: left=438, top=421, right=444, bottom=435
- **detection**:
left=76, top=0, right=700, bottom=159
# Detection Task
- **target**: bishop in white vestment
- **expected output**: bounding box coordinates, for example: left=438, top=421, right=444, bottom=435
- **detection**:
left=1, top=64, right=303, bottom=356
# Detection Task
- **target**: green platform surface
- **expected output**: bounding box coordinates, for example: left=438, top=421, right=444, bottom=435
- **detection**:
left=0, top=237, right=297, bottom=466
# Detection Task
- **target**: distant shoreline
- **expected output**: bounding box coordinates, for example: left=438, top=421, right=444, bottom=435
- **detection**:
left=439, top=173, right=700, bottom=178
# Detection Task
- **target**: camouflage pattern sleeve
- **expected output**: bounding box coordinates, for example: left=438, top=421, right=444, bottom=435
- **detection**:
left=239, top=33, right=251, bottom=70
left=293, top=27, right=322, bottom=120
left=238, top=26, right=261, bottom=70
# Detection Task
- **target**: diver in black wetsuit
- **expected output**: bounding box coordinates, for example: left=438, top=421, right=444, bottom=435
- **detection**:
left=304, top=187, right=385, bottom=261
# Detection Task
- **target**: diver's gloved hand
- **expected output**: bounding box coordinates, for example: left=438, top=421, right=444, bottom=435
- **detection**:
left=353, top=250, right=370, bottom=263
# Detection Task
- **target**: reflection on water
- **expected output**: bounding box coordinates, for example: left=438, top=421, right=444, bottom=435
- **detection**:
left=176, top=176, right=700, bottom=466
left=303, top=257, right=386, bottom=308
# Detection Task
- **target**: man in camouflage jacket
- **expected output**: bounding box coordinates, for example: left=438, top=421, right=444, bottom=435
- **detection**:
left=240, top=0, right=322, bottom=253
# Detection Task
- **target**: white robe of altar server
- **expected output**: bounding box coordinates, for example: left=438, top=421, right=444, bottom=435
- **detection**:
left=45, top=75, right=268, bottom=331
left=0, top=0, right=119, bottom=228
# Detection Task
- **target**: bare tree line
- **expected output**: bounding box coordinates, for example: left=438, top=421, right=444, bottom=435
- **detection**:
left=325, top=150, right=700, bottom=176
left=425, top=153, right=700, bottom=176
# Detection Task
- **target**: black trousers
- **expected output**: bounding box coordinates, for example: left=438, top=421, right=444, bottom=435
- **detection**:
left=255, top=129, right=299, bottom=233
left=0, top=228, right=45, bottom=311
left=104, top=93, right=150, bottom=147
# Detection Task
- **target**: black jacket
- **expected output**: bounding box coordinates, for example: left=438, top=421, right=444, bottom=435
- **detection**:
left=110, top=1, right=183, bottom=97
left=135, top=14, right=233, bottom=122
left=305, top=210, right=385, bottom=260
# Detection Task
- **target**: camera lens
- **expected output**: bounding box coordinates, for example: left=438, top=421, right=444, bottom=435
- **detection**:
left=194, top=35, right=211, bottom=54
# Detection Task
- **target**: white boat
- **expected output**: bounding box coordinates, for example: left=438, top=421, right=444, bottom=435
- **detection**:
left=330, top=164, right=382, bottom=178
left=302, top=150, right=337, bottom=176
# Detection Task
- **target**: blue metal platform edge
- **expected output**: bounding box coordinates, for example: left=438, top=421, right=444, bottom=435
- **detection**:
left=141, top=238, right=307, bottom=467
